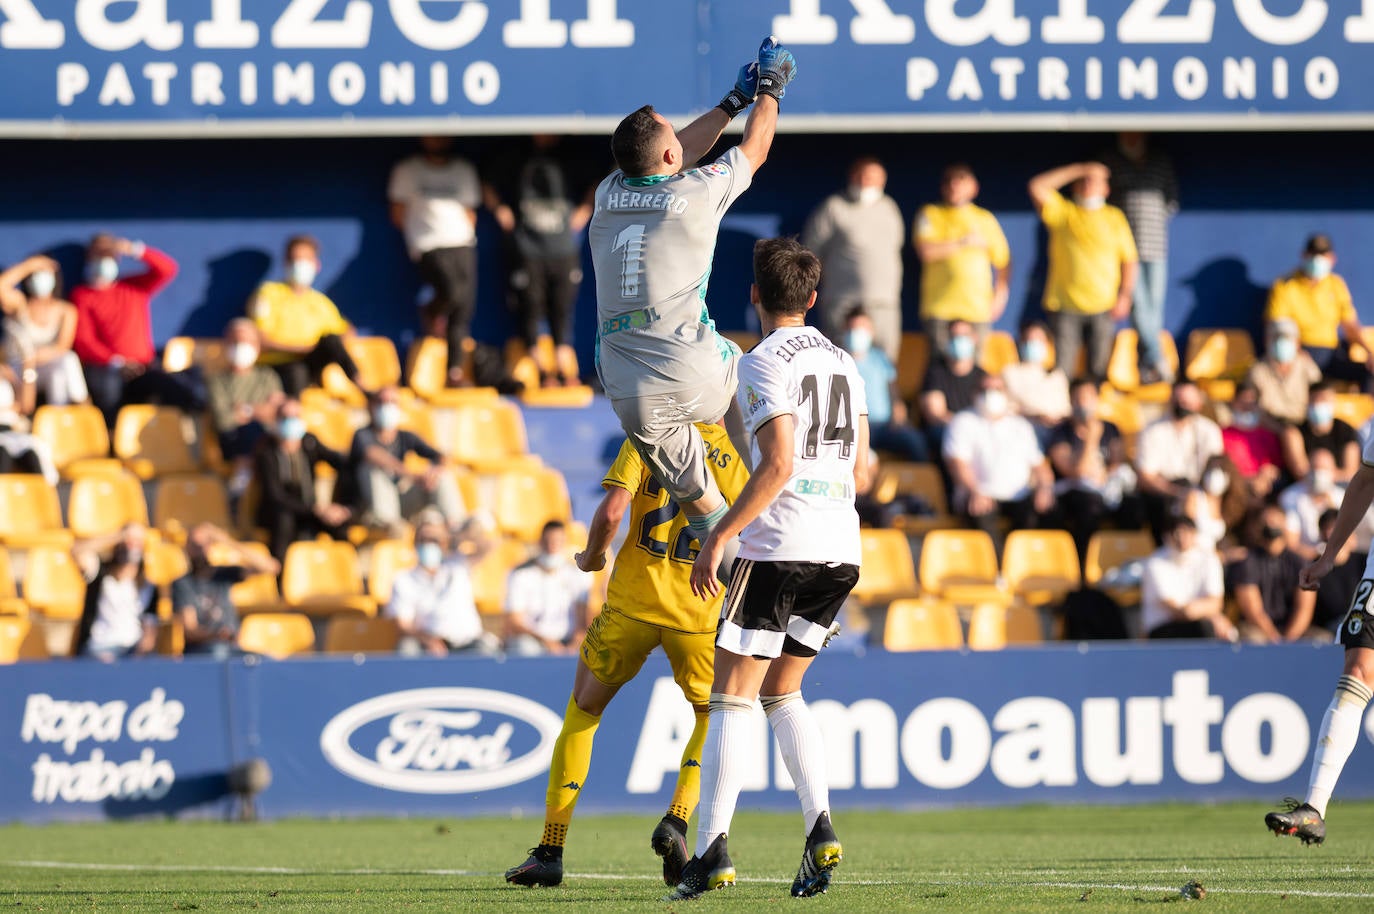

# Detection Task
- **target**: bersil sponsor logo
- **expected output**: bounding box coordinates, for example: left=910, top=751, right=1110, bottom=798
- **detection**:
left=320, top=688, right=562, bottom=794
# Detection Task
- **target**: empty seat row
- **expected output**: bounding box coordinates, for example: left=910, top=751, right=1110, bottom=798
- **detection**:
left=882, top=600, right=1044, bottom=651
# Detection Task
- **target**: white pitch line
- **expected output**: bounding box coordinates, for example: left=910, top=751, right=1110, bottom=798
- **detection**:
left=4, top=861, right=1374, bottom=899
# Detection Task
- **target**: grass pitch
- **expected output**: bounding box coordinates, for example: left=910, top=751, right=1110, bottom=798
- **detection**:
left=3, top=802, right=1374, bottom=912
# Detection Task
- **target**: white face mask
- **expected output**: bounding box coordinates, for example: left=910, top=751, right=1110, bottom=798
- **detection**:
left=375, top=402, right=403, bottom=431
left=1203, top=467, right=1228, bottom=497
left=229, top=342, right=259, bottom=369
left=416, top=542, right=444, bottom=570
left=978, top=389, right=1009, bottom=418
left=1077, top=195, right=1106, bottom=210
left=1311, top=469, right=1335, bottom=494
left=28, top=270, right=55, bottom=299
left=288, top=258, right=318, bottom=287
left=851, top=184, right=883, bottom=205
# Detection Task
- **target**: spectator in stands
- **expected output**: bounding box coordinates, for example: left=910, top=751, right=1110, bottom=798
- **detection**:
left=1185, top=454, right=1248, bottom=558
left=919, top=319, right=986, bottom=456
left=0, top=254, right=87, bottom=406
left=913, top=162, right=1010, bottom=356
left=74, top=521, right=148, bottom=581
left=1266, top=233, right=1366, bottom=382
left=803, top=157, right=905, bottom=360
left=1231, top=504, right=1319, bottom=643
left=75, top=541, right=157, bottom=660
left=485, top=135, right=593, bottom=387
left=1101, top=132, right=1179, bottom=384
left=842, top=307, right=926, bottom=462
left=343, top=385, right=466, bottom=532
left=254, top=397, right=351, bottom=564
left=1283, top=381, right=1360, bottom=482
left=1027, top=162, right=1139, bottom=382
left=389, top=136, right=483, bottom=386
left=385, top=510, right=499, bottom=656
left=72, top=234, right=198, bottom=425
left=1136, top=380, right=1223, bottom=541
left=0, top=376, right=54, bottom=480
left=1140, top=516, right=1233, bottom=640
left=1048, top=377, right=1141, bottom=559
left=944, top=373, right=1056, bottom=547
left=206, top=319, right=285, bottom=495
left=173, top=524, right=280, bottom=657
left=1220, top=380, right=1284, bottom=498
left=503, top=520, right=589, bottom=655
left=1002, top=321, right=1070, bottom=447
left=1247, top=318, right=1321, bottom=426
left=1280, top=448, right=1344, bottom=560
left=248, top=235, right=362, bottom=397
left=1313, top=507, right=1365, bottom=636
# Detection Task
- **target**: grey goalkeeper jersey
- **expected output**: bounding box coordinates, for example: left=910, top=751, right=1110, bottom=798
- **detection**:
left=590, top=147, right=754, bottom=400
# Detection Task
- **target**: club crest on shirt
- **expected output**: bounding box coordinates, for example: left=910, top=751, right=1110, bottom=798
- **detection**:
left=1349, top=612, right=1364, bottom=636
left=745, top=385, right=765, bottom=414
left=699, top=162, right=731, bottom=177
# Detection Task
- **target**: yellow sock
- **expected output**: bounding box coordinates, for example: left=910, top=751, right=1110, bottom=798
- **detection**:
left=667, top=706, right=709, bottom=824
left=541, top=696, right=601, bottom=848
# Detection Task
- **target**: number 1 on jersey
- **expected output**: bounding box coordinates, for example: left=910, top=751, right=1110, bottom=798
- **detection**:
left=798, top=373, right=855, bottom=459
left=613, top=223, right=646, bottom=299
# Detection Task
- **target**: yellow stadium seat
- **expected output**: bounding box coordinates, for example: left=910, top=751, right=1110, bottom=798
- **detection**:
left=112, top=405, right=201, bottom=479
left=368, top=539, right=417, bottom=604
left=0, top=549, right=28, bottom=615
left=143, top=541, right=189, bottom=590
left=1333, top=393, right=1374, bottom=431
left=155, top=617, right=184, bottom=656
left=851, top=529, right=921, bottom=606
left=1107, top=329, right=1179, bottom=403
left=979, top=330, right=1020, bottom=375
left=162, top=336, right=226, bottom=373
left=237, top=612, right=315, bottom=659
left=1183, top=328, right=1256, bottom=382
left=32, top=404, right=120, bottom=478
left=967, top=603, right=1045, bottom=650
left=1084, top=529, right=1154, bottom=605
left=321, top=336, right=403, bottom=406
left=1096, top=385, right=1144, bottom=454
left=493, top=466, right=572, bottom=542
left=67, top=471, right=149, bottom=540
left=23, top=546, right=87, bottom=620
left=404, top=337, right=498, bottom=407
left=519, top=381, right=596, bottom=408
left=209, top=539, right=287, bottom=615
left=883, top=598, right=962, bottom=651
left=0, top=615, right=48, bottom=663
left=470, top=539, right=531, bottom=615
left=447, top=399, right=536, bottom=472
left=917, top=529, right=1008, bottom=605
left=153, top=474, right=232, bottom=541
left=871, top=462, right=953, bottom=535
left=299, top=396, right=355, bottom=454
left=1001, top=529, right=1081, bottom=606
left=895, top=332, right=931, bottom=403
left=397, top=395, right=437, bottom=444
left=281, top=540, right=376, bottom=616
left=323, top=616, right=402, bottom=654
left=0, top=474, right=74, bottom=549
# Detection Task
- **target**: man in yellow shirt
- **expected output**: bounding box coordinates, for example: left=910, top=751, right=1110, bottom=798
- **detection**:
left=1266, top=234, right=1366, bottom=381
left=1028, top=162, right=1139, bottom=383
left=914, top=163, right=1011, bottom=356
left=248, top=235, right=362, bottom=395
left=505, top=422, right=749, bottom=890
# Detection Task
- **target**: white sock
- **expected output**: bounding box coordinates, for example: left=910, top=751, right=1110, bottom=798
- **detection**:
left=762, top=691, right=829, bottom=835
left=695, top=693, right=754, bottom=854
left=1306, top=675, right=1373, bottom=818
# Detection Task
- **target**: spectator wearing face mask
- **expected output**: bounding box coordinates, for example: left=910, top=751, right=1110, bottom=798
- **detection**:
left=75, top=541, right=157, bottom=660
left=1266, top=233, right=1366, bottom=382
left=0, top=254, right=87, bottom=406
left=385, top=511, right=500, bottom=657
left=1141, top=516, right=1234, bottom=641
left=253, top=397, right=351, bottom=564
left=919, top=319, right=987, bottom=458
left=1312, top=507, right=1367, bottom=636
left=1283, top=381, right=1361, bottom=482
left=1047, top=377, right=1142, bottom=560
left=1220, top=381, right=1284, bottom=498
left=0, top=376, right=55, bottom=481
left=1247, top=319, right=1321, bottom=426
left=503, top=520, right=590, bottom=656
left=943, top=374, right=1056, bottom=549
left=1185, top=455, right=1249, bottom=558
left=1002, top=321, right=1071, bottom=448
left=1136, top=380, right=1224, bottom=542
left=206, top=319, right=285, bottom=495
left=248, top=235, right=364, bottom=397
left=341, top=385, right=466, bottom=532
left=173, top=523, right=280, bottom=657
left=1028, top=162, right=1139, bottom=383
left=803, top=157, right=906, bottom=360
left=841, top=307, right=927, bottom=462
left=1280, top=448, right=1346, bottom=560
left=1230, top=504, right=1319, bottom=644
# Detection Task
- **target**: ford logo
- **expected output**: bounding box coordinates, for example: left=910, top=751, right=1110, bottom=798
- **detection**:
left=319, top=687, right=563, bottom=794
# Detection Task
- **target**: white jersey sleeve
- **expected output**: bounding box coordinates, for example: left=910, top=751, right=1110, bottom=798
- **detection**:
left=738, top=348, right=794, bottom=437
left=691, top=147, right=754, bottom=217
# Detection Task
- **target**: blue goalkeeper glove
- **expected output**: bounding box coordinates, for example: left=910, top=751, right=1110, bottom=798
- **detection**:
left=756, top=36, right=797, bottom=102
left=718, top=62, right=758, bottom=119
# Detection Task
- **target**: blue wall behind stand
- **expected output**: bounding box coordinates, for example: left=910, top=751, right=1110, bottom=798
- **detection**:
left=0, top=131, right=1371, bottom=374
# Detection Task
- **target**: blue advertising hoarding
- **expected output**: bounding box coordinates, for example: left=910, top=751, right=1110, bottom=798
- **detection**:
left=0, top=643, right=1367, bottom=822
left=1, top=1, right=1373, bottom=135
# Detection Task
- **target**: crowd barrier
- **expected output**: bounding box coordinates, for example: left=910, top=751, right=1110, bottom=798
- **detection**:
left=2, top=643, right=1366, bottom=823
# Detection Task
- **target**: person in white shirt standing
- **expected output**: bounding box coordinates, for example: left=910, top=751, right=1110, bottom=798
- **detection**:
left=389, top=136, right=483, bottom=386
left=676, top=237, right=870, bottom=902
left=504, top=521, right=590, bottom=656
left=385, top=512, right=498, bottom=657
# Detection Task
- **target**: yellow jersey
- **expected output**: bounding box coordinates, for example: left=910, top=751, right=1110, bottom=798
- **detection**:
left=915, top=203, right=1010, bottom=323
left=1040, top=191, right=1138, bottom=315
left=602, top=423, right=749, bottom=632
left=249, top=281, right=351, bottom=365
left=1266, top=272, right=1355, bottom=349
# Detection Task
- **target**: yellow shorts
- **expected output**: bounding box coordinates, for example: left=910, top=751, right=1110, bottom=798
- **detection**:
left=579, top=605, right=715, bottom=707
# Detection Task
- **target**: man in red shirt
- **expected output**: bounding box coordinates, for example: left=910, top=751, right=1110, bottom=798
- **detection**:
left=72, top=234, right=200, bottom=424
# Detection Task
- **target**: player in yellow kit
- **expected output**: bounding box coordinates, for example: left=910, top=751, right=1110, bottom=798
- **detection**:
left=505, top=422, right=748, bottom=889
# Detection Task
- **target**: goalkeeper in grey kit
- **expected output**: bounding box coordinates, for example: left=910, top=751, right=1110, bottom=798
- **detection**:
left=588, top=37, right=798, bottom=567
